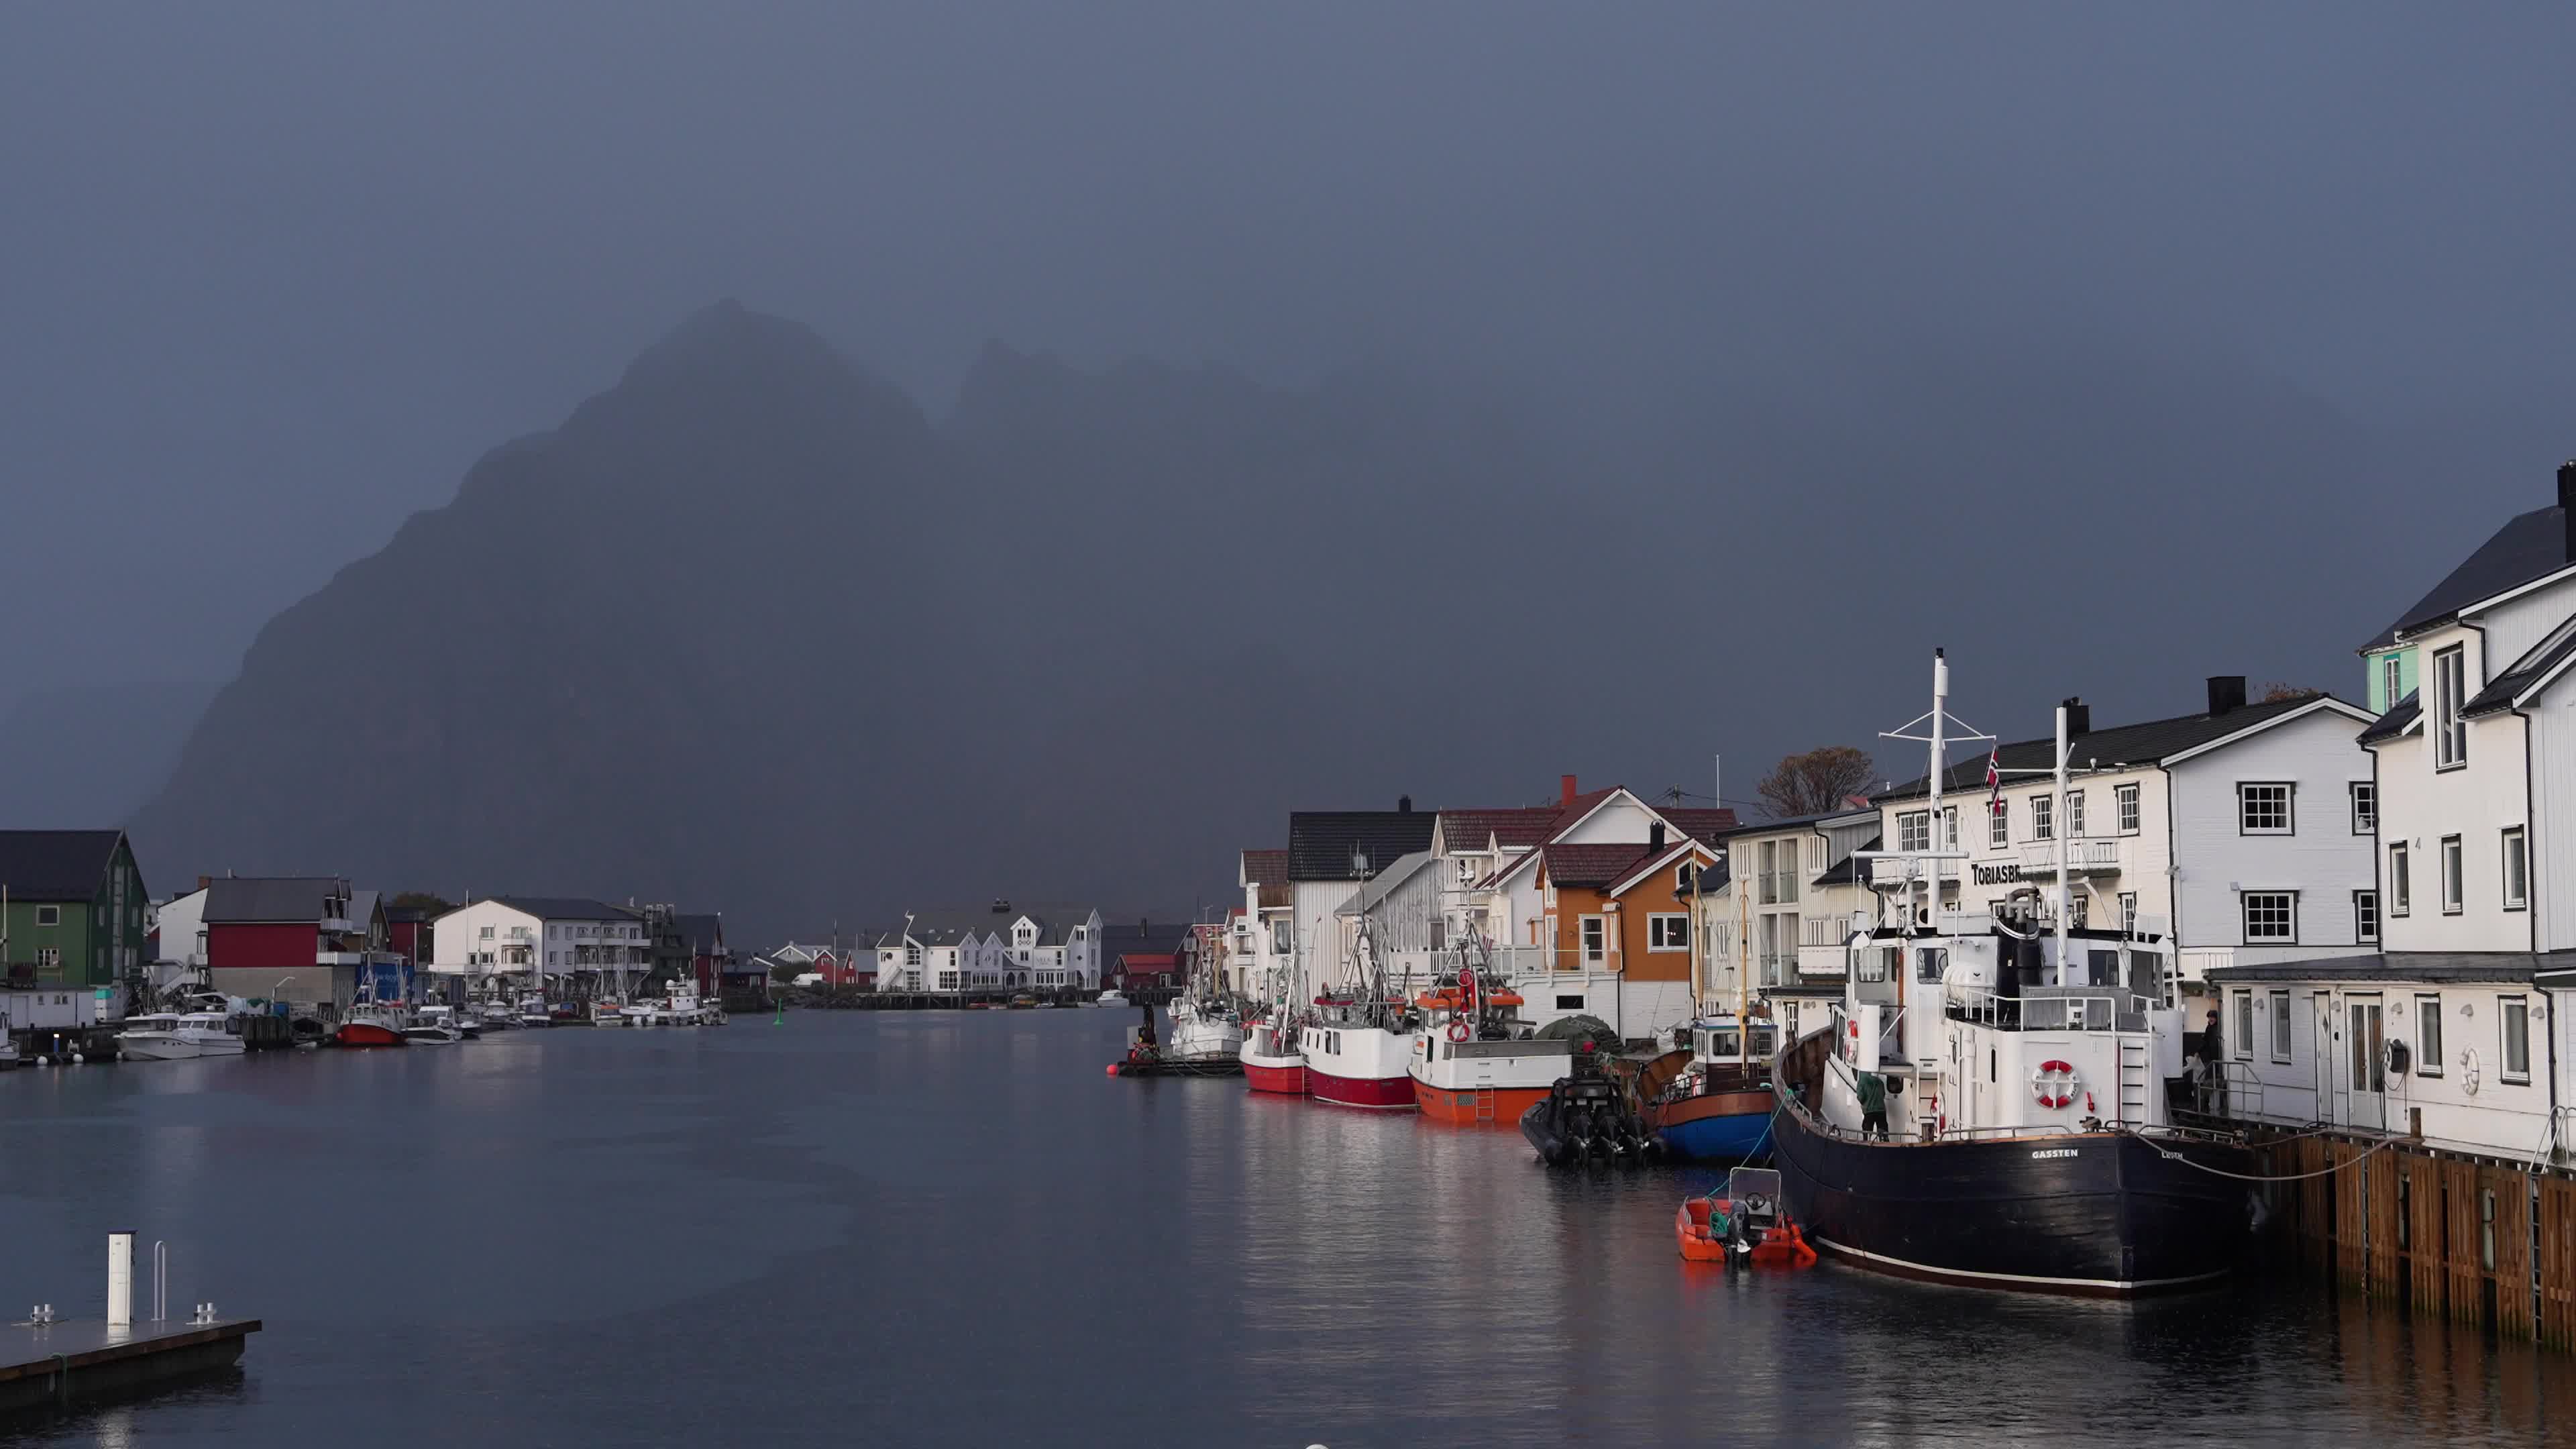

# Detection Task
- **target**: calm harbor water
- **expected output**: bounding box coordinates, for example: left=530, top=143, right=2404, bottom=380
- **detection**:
left=3, top=1010, right=2572, bottom=1447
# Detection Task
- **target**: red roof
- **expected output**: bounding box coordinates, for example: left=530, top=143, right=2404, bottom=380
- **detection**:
left=1540, top=843, right=1656, bottom=890
left=1241, top=848, right=1289, bottom=883
left=1440, top=807, right=1564, bottom=851
left=1657, top=807, right=1739, bottom=843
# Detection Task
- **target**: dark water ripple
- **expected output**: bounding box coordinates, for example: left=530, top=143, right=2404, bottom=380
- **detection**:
left=1, top=1012, right=2569, bottom=1446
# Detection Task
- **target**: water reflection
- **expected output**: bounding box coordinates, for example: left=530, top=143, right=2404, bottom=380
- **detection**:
left=0, top=1013, right=2567, bottom=1446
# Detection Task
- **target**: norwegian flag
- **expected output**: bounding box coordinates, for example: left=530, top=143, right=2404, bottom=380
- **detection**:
left=1985, top=747, right=2004, bottom=817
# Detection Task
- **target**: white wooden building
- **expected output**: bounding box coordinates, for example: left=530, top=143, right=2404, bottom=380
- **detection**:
left=1694, top=806, right=1880, bottom=1001
left=871, top=903, right=1103, bottom=991
left=428, top=897, right=649, bottom=985
left=1868, top=678, right=2379, bottom=1012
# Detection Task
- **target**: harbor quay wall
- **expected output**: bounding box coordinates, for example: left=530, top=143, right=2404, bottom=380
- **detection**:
left=2253, top=1127, right=2576, bottom=1348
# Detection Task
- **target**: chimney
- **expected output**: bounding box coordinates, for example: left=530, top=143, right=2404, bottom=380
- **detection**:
left=2061, top=697, right=2090, bottom=737
left=2559, top=459, right=2575, bottom=562
left=197, top=875, right=211, bottom=891
left=1560, top=773, right=1578, bottom=806
left=1397, top=794, right=1412, bottom=814
left=2207, top=676, right=2247, bottom=717
left=1649, top=822, right=1666, bottom=853
left=991, top=898, right=1010, bottom=914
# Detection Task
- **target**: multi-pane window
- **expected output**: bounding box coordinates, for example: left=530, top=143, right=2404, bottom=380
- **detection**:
left=2440, top=836, right=2464, bottom=914
left=2030, top=795, right=2053, bottom=841
left=2119, top=892, right=2138, bottom=934
left=2114, top=783, right=2140, bottom=835
left=2390, top=843, right=2411, bottom=916
left=2502, top=827, right=2528, bottom=910
left=1580, top=916, right=1606, bottom=963
left=2434, top=645, right=2468, bottom=768
left=2350, top=782, right=2375, bottom=834
left=2355, top=890, right=2379, bottom=944
left=2416, top=995, right=2443, bottom=1077
left=2239, top=783, right=2293, bottom=834
left=2502, top=996, right=2532, bottom=1083
left=2382, top=654, right=2403, bottom=712
left=2270, top=990, right=2293, bottom=1062
left=1647, top=915, right=1690, bottom=951
left=2243, top=891, right=2296, bottom=943
left=1897, top=811, right=1930, bottom=853
left=2233, top=990, right=2255, bottom=1059
left=1989, top=802, right=2009, bottom=848
left=2068, top=790, right=2086, bottom=838
left=1943, top=806, right=1959, bottom=849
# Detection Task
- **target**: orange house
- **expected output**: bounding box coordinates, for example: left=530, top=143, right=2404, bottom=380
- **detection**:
left=1537, top=835, right=1721, bottom=985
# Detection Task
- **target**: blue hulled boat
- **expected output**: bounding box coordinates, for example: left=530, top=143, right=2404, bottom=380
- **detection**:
left=1643, top=1015, right=1777, bottom=1161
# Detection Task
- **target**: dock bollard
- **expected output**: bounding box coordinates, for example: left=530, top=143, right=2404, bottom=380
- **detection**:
left=107, top=1232, right=133, bottom=1328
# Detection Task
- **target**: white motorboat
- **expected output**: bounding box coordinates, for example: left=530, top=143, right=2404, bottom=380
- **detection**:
left=1095, top=989, right=1129, bottom=1008
left=590, top=999, right=633, bottom=1028
left=400, top=1005, right=470, bottom=1044
left=472, top=1001, right=515, bottom=1031
left=629, top=983, right=721, bottom=1027
left=117, top=1011, right=248, bottom=1061
left=515, top=991, right=554, bottom=1029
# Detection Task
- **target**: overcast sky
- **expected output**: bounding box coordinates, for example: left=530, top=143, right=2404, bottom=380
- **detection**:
left=5, top=5, right=2572, bottom=751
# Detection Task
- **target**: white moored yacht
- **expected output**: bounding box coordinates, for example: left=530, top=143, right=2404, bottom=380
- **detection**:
left=117, top=1012, right=247, bottom=1061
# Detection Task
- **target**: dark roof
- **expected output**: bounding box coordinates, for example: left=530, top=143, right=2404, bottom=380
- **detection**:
left=487, top=896, right=635, bottom=921
left=1540, top=843, right=1654, bottom=890
left=2358, top=690, right=2420, bottom=745
left=2206, top=951, right=2576, bottom=985
left=1874, top=695, right=2352, bottom=803
left=1811, top=836, right=1882, bottom=887
left=2465, top=622, right=2576, bottom=718
left=1287, top=810, right=1438, bottom=881
left=2359, top=503, right=2573, bottom=653
left=1712, top=806, right=1874, bottom=839
left=676, top=913, right=724, bottom=953
left=203, top=876, right=348, bottom=924
left=0, top=830, right=126, bottom=902
left=1670, top=858, right=1731, bottom=900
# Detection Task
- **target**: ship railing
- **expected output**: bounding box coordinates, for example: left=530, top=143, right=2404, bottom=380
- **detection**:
left=1943, top=986, right=2147, bottom=1032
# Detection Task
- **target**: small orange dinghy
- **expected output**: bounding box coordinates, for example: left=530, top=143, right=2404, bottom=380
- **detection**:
left=1676, top=1167, right=1817, bottom=1268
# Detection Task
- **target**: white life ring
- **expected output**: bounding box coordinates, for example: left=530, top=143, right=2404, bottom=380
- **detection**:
left=2031, top=1059, right=2080, bottom=1110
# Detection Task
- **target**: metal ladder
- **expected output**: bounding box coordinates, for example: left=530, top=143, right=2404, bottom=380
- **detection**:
left=2116, top=1038, right=2152, bottom=1126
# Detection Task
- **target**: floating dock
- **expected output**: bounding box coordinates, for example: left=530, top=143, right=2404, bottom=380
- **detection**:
left=1106, top=1057, right=1244, bottom=1079
left=1, top=1317, right=260, bottom=1416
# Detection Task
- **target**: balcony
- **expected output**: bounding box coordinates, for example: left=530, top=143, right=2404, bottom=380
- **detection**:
left=2018, top=839, right=2123, bottom=878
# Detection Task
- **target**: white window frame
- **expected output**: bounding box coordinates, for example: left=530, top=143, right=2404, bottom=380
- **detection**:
left=2118, top=892, right=2138, bottom=934
left=2389, top=843, right=2410, bottom=916
left=2381, top=654, right=2403, bottom=712
left=2030, top=794, right=2053, bottom=842
left=2355, top=889, right=2379, bottom=945
left=2233, top=989, right=2255, bottom=1060
left=1646, top=914, right=1689, bottom=953
left=2114, top=783, right=2140, bottom=835
left=2500, top=996, right=2531, bottom=1084
left=2349, top=782, right=2375, bottom=835
left=2237, top=782, right=2294, bottom=835
left=1579, top=916, right=1606, bottom=965
left=2242, top=890, right=2297, bottom=944
left=1896, top=810, right=1930, bottom=854
left=2440, top=835, right=2463, bottom=915
left=2434, top=645, right=2467, bottom=769
left=2269, top=989, right=2292, bottom=1063
left=35, top=905, right=59, bottom=926
left=2415, top=994, right=2443, bottom=1077
left=2502, top=826, right=2528, bottom=910
left=1988, top=801, right=2009, bottom=848
left=2068, top=790, right=2086, bottom=839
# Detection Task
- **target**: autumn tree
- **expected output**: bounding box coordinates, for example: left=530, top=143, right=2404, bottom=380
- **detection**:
left=2258, top=682, right=2323, bottom=703
left=1756, top=746, right=1876, bottom=818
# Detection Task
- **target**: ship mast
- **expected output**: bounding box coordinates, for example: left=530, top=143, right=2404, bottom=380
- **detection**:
left=2053, top=703, right=2072, bottom=987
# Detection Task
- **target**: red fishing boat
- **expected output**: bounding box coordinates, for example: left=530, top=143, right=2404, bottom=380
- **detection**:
left=332, top=1003, right=409, bottom=1049
left=1240, top=1018, right=1309, bottom=1095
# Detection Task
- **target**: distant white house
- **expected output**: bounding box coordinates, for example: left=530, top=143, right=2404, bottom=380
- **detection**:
left=148, top=884, right=211, bottom=993
left=871, top=902, right=1104, bottom=992
left=428, top=897, right=649, bottom=985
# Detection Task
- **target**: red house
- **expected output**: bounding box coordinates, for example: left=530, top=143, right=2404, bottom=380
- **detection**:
left=677, top=914, right=728, bottom=994
left=203, top=877, right=402, bottom=1010
left=1108, top=951, right=1178, bottom=990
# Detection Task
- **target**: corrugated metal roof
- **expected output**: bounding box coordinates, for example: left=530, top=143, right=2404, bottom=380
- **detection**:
left=2205, top=951, right=2576, bottom=985
left=2359, top=502, right=2573, bottom=653
left=1287, top=810, right=1438, bottom=881
left=204, top=876, right=349, bottom=924
left=1876, top=695, right=2352, bottom=802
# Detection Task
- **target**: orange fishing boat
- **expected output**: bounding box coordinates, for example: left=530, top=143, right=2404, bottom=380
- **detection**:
left=1407, top=961, right=1567, bottom=1124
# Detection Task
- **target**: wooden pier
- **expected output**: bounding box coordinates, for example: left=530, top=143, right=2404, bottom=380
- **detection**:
left=2255, top=1127, right=2576, bottom=1347
left=0, top=1318, right=260, bottom=1417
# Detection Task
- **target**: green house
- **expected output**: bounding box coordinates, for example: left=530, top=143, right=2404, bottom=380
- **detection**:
left=0, top=830, right=149, bottom=989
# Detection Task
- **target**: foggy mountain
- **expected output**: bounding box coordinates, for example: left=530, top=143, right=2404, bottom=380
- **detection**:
left=128, top=299, right=2468, bottom=938
left=0, top=682, right=217, bottom=828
